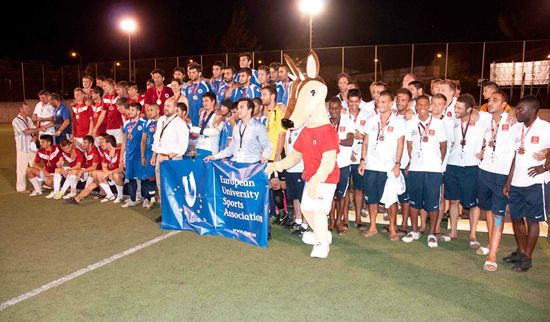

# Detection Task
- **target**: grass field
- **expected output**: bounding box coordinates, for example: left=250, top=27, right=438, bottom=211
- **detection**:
left=0, top=124, right=549, bottom=321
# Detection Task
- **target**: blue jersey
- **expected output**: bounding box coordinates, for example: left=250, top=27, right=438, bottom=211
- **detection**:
left=231, top=84, right=261, bottom=102
left=216, top=81, right=232, bottom=104
left=186, top=80, right=212, bottom=126
left=144, top=119, right=157, bottom=156
left=219, top=121, right=232, bottom=151
left=276, top=80, right=292, bottom=105
left=123, top=118, right=147, bottom=161
left=211, top=79, right=224, bottom=96
left=234, top=69, right=260, bottom=87
left=53, top=103, right=72, bottom=137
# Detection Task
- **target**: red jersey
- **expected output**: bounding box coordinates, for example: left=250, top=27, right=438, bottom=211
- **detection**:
left=102, top=148, right=121, bottom=171
left=103, top=93, right=122, bottom=130
left=72, top=103, right=93, bottom=138
left=91, top=100, right=107, bottom=135
left=144, top=85, right=174, bottom=116
left=61, top=148, right=84, bottom=167
left=34, top=145, right=63, bottom=174
left=83, top=146, right=101, bottom=169
left=293, top=124, right=340, bottom=184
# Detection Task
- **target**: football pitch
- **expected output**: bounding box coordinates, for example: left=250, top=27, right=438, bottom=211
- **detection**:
left=0, top=124, right=549, bottom=321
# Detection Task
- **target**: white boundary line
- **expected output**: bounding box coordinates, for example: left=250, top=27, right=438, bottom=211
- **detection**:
left=0, top=230, right=181, bottom=312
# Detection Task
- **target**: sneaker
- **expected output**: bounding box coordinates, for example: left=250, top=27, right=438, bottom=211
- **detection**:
left=402, top=231, right=420, bottom=243
left=361, top=208, right=369, bottom=217
left=503, top=250, right=522, bottom=263
left=427, top=235, right=438, bottom=248
left=100, top=195, right=116, bottom=203
left=53, top=192, right=64, bottom=200
left=136, top=196, right=143, bottom=203
left=147, top=199, right=157, bottom=210
left=65, top=197, right=80, bottom=205
left=63, top=192, right=77, bottom=200
left=291, top=225, right=308, bottom=237
left=310, top=241, right=330, bottom=258
left=512, top=254, right=532, bottom=272
left=436, top=234, right=452, bottom=242
left=302, top=231, right=332, bottom=245
left=45, top=191, right=56, bottom=199
left=121, top=200, right=137, bottom=208
left=142, top=199, right=150, bottom=208
left=29, top=190, right=42, bottom=197
left=113, top=197, right=124, bottom=204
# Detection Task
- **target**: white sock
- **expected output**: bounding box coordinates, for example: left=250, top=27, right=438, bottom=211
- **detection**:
left=99, top=183, right=114, bottom=197
left=70, top=175, right=78, bottom=192
left=301, top=223, right=308, bottom=229
left=116, top=185, right=123, bottom=198
left=295, top=218, right=303, bottom=225
left=53, top=173, right=62, bottom=194
left=29, top=177, right=41, bottom=192
left=136, top=180, right=141, bottom=198
left=85, top=176, right=94, bottom=186
left=60, top=175, right=71, bottom=194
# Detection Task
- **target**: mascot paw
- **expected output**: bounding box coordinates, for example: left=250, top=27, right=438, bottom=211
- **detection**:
left=306, top=177, right=321, bottom=199
left=265, top=163, right=276, bottom=177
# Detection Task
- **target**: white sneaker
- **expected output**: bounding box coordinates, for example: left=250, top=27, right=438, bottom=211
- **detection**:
left=121, top=200, right=137, bottom=208
left=63, top=192, right=76, bottom=200
left=142, top=199, right=150, bottom=208
left=310, top=241, right=330, bottom=258
left=53, top=192, right=64, bottom=200
left=136, top=196, right=143, bottom=203
left=45, top=191, right=56, bottom=199
left=29, top=190, right=43, bottom=197
left=402, top=231, right=420, bottom=243
left=113, top=197, right=124, bottom=204
left=427, top=235, right=438, bottom=248
left=100, top=195, right=116, bottom=203
left=147, top=198, right=157, bottom=210
left=302, top=231, right=332, bottom=245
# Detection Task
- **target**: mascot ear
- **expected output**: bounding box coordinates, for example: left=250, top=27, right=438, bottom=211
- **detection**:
left=284, top=54, right=302, bottom=80
left=306, top=50, right=320, bottom=79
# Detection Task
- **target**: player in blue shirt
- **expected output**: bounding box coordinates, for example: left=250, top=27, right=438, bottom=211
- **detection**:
left=234, top=52, right=260, bottom=87
left=210, top=61, right=225, bottom=97
left=141, top=103, right=159, bottom=209
left=217, top=66, right=236, bottom=104
left=121, top=102, right=147, bottom=207
left=276, top=65, right=293, bottom=107
left=231, top=68, right=261, bottom=102
left=186, top=62, right=212, bottom=126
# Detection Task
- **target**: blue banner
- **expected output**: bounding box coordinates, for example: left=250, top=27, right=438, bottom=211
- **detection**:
left=160, top=158, right=269, bottom=247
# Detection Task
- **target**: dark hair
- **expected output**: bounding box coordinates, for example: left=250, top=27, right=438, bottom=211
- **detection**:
left=396, top=88, right=412, bottom=100
left=96, top=76, right=106, bottom=82
left=105, top=135, right=117, bottom=147
left=60, top=138, right=71, bottom=147
left=83, top=135, right=94, bottom=144
left=82, top=75, right=94, bottom=81
left=176, top=102, right=188, bottom=113
left=252, top=97, right=262, bottom=107
left=40, top=134, right=53, bottom=144
left=170, top=78, right=183, bottom=86
left=50, top=93, right=61, bottom=101
left=91, top=86, right=104, bottom=97
left=417, top=94, right=430, bottom=103
left=337, top=73, right=351, bottom=82
left=212, top=61, right=225, bottom=69
left=128, top=81, right=138, bottom=90
left=238, top=68, right=252, bottom=76
left=37, top=89, right=50, bottom=96
left=371, top=81, right=388, bottom=90
left=269, top=62, right=281, bottom=70
left=99, top=132, right=110, bottom=139
left=173, top=66, right=186, bottom=74
left=457, top=93, right=476, bottom=109
left=129, top=102, right=141, bottom=111
left=493, top=90, right=509, bottom=103
left=116, top=97, right=128, bottom=108
left=347, top=88, right=361, bottom=99
left=225, top=66, right=236, bottom=75
left=151, top=69, right=166, bottom=78
left=238, top=98, right=254, bottom=110
left=258, top=65, right=269, bottom=73
left=432, top=93, right=447, bottom=103
left=104, top=78, right=115, bottom=86
left=202, top=91, right=217, bottom=103
left=116, top=81, right=128, bottom=88
left=187, top=62, right=202, bottom=73
left=239, top=52, right=252, bottom=61
left=517, top=95, right=541, bottom=111
left=408, top=80, right=424, bottom=90
left=329, top=96, right=342, bottom=106
left=348, top=81, right=361, bottom=89
left=262, top=85, right=277, bottom=97
left=221, top=99, right=234, bottom=110
left=484, top=81, right=499, bottom=91
left=379, top=90, right=394, bottom=101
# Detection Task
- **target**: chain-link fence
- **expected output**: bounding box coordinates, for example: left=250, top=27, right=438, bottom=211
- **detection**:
left=2, top=40, right=549, bottom=106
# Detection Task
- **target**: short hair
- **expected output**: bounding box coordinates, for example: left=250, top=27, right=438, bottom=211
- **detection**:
left=379, top=90, right=394, bottom=101
left=348, top=88, right=362, bottom=99
left=408, top=80, right=425, bottom=91
left=457, top=94, right=476, bottom=109
left=83, top=135, right=94, bottom=144
left=202, top=91, right=217, bottom=103
left=146, top=79, right=154, bottom=85
left=492, top=90, right=509, bottom=103
left=269, top=62, right=281, bottom=70
left=60, top=138, right=71, bottom=147
left=329, top=96, right=342, bottom=106
left=484, top=81, right=499, bottom=91
left=337, top=72, right=351, bottom=82
left=104, top=78, right=115, bottom=86
left=170, top=78, right=183, bottom=86
left=96, top=76, right=106, bottom=82
left=82, top=75, right=94, bottom=81
left=117, top=81, right=128, bottom=88
left=225, top=66, right=237, bottom=75
left=116, top=97, right=128, bottom=107
left=262, top=85, right=277, bottom=97
left=239, top=52, right=252, bottom=61
left=252, top=97, right=262, bottom=107
left=105, top=135, right=117, bottom=147
left=50, top=93, right=61, bottom=101
left=151, top=69, right=166, bottom=78
left=176, top=102, right=188, bottom=113
left=258, top=65, right=269, bottom=73
left=238, top=98, right=254, bottom=110
left=221, top=99, right=234, bottom=110
left=40, top=134, right=53, bottom=144
left=129, top=102, right=141, bottom=111
left=37, top=89, right=50, bottom=96
left=403, top=73, right=417, bottom=80
left=417, top=94, right=430, bottom=103
left=74, top=87, right=84, bottom=94
left=396, top=88, right=412, bottom=100
left=99, top=132, right=110, bottom=139
left=432, top=93, right=447, bottom=103
left=238, top=68, right=252, bottom=76
left=127, top=81, right=138, bottom=90
left=91, top=86, right=104, bottom=96
left=213, top=61, right=225, bottom=69
left=173, top=66, right=185, bottom=74
left=440, top=79, right=457, bottom=91
left=348, top=81, right=361, bottom=89
left=371, top=81, right=388, bottom=90
left=187, top=62, right=202, bottom=73
left=517, top=95, right=541, bottom=111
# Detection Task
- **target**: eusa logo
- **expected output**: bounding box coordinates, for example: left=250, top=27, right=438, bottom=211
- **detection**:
left=182, top=172, right=197, bottom=207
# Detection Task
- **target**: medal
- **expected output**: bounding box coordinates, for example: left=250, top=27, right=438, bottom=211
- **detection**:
left=155, top=86, right=164, bottom=106
left=518, top=119, right=536, bottom=157
left=460, top=139, right=466, bottom=146
left=191, top=82, right=200, bottom=101
left=377, top=114, right=391, bottom=143
left=128, top=134, right=133, bottom=140
left=156, top=99, right=162, bottom=105
left=46, top=162, right=51, bottom=167
left=193, top=95, right=198, bottom=100
left=518, top=147, right=525, bottom=155
left=378, top=135, right=385, bottom=142
left=75, top=114, right=80, bottom=120
left=488, top=140, right=494, bottom=148
left=422, top=136, right=429, bottom=142
left=460, top=112, right=472, bottom=150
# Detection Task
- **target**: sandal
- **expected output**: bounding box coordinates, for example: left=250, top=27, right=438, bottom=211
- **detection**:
left=362, top=230, right=378, bottom=238
left=483, top=261, right=498, bottom=272
left=436, top=233, right=452, bottom=242
left=338, top=224, right=348, bottom=236
left=356, top=223, right=368, bottom=231
left=382, top=226, right=390, bottom=233
left=476, top=247, right=490, bottom=256
left=390, top=234, right=399, bottom=241
left=397, top=229, right=407, bottom=237
left=470, top=240, right=481, bottom=249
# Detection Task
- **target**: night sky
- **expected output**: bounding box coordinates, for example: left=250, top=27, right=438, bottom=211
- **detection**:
left=2, top=0, right=549, bottom=65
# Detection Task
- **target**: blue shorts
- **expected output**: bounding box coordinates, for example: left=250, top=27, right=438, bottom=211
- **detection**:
left=444, top=165, right=479, bottom=208
left=285, top=172, right=305, bottom=201
left=144, top=151, right=155, bottom=178
left=350, top=164, right=364, bottom=190
left=335, top=165, right=351, bottom=198
left=509, top=183, right=549, bottom=223
left=478, top=169, right=508, bottom=216
left=364, top=170, right=387, bottom=204
left=407, top=171, right=443, bottom=211
left=398, top=169, right=410, bottom=203
left=125, top=158, right=145, bottom=180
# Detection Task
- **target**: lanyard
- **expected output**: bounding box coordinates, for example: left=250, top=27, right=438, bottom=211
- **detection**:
left=520, top=118, right=536, bottom=148
left=191, top=83, right=200, bottom=98
left=330, top=117, right=340, bottom=131
left=199, top=110, right=215, bottom=135
left=159, top=116, right=177, bottom=141
left=460, top=110, right=472, bottom=148
left=238, top=123, right=247, bottom=149
left=17, top=116, right=29, bottom=129
left=377, top=114, right=391, bottom=141
left=241, top=86, right=249, bottom=98
left=489, top=117, right=502, bottom=151
left=156, top=86, right=164, bottom=101
left=417, top=115, right=432, bottom=148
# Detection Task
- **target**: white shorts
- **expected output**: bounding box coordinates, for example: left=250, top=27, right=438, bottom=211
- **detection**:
left=106, top=129, right=122, bottom=145
left=300, top=182, right=337, bottom=213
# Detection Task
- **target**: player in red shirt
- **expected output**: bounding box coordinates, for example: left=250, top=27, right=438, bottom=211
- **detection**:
left=127, top=81, right=145, bottom=116
left=26, top=134, right=63, bottom=196
left=90, top=86, right=107, bottom=139
left=103, top=78, right=123, bottom=144
left=48, top=138, right=83, bottom=199
left=144, top=69, right=174, bottom=115
left=71, top=88, right=94, bottom=146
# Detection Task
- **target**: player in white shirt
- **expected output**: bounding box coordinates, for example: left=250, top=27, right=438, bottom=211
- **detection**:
left=192, top=92, right=224, bottom=157
left=347, top=81, right=375, bottom=115
left=503, top=96, right=550, bottom=272
left=32, top=90, right=55, bottom=136
left=358, top=90, right=406, bottom=241
left=477, top=91, right=520, bottom=271
left=439, top=80, right=457, bottom=120
left=327, top=97, right=355, bottom=235
left=284, top=126, right=308, bottom=236
left=443, top=94, right=490, bottom=248
left=335, top=73, right=351, bottom=108
left=362, top=81, right=387, bottom=117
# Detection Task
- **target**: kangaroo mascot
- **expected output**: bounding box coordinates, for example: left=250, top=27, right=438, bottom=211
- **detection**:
left=266, top=51, right=340, bottom=258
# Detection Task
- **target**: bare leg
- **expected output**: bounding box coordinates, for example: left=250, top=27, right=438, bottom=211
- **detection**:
left=353, top=189, right=364, bottom=225
left=469, top=206, right=480, bottom=242
left=486, top=214, right=505, bottom=264
left=485, top=210, right=494, bottom=248
left=511, top=218, right=528, bottom=255
left=409, top=207, right=420, bottom=232
left=448, top=200, right=460, bottom=239
left=388, top=203, right=398, bottom=240
left=367, top=203, right=378, bottom=234
left=428, top=210, right=439, bottom=235
left=399, top=202, right=410, bottom=232
left=525, top=222, right=540, bottom=258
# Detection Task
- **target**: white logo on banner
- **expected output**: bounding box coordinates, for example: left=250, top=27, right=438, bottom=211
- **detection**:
left=182, top=172, right=197, bottom=207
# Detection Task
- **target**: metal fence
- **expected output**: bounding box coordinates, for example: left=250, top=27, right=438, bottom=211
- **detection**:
left=1, top=40, right=549, bottom=106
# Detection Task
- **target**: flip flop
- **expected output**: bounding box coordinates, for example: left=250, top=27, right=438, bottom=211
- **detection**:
left=338, top=224, right=348, bottom=236
left=362, top=230, right=378, bottom=238
left=436, top=234, right=452, bottom=242
left=390, top=234, right=399, bottom=241
left=470, top=240, right=481, bottom=249
left=483, top=261, right=498, bottom=272
left=476, top=247, right=490, bottom=256
left=397, top=229, right=407, bottom=237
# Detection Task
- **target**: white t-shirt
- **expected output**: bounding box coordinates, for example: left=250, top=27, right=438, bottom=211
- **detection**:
left=33, top=101, right=54, bottom=135
left=194, top=110, right=223, bottom=154
left=407, top=116, right=447, bottom=173
left=342, top=108, right=372, bottom=165
left=334, top=115, right=355, bottom=168
left=479, top=112, right=521, bottom=176
left=336, top=93, right=348, bottom=109
left=397, top=113, right=411, bottom=169
left=511, top=117, right=550, bottom=187
left=364, top=113, right=406, bottom=172
left=284, top=126, right=304, bottom=173
left=447, top=112, right=491, bottom=167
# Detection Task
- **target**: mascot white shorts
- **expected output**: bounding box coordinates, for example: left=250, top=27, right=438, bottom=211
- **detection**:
left=301, top=182, right=337, bottom=213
